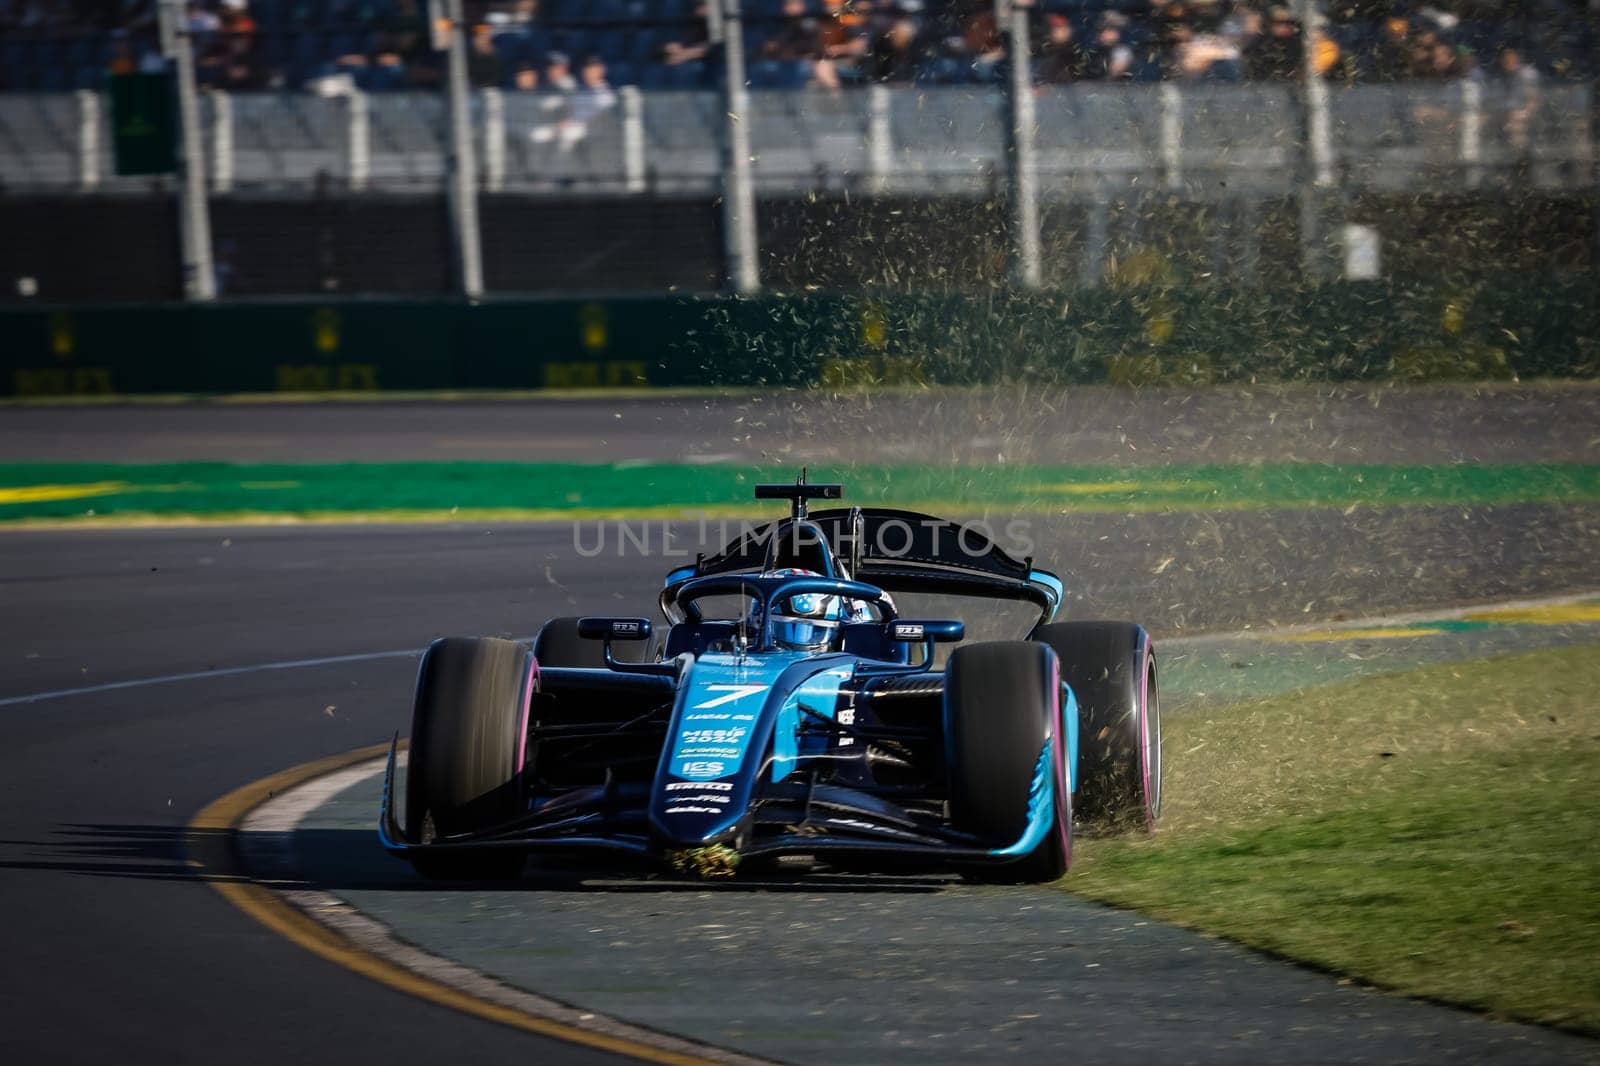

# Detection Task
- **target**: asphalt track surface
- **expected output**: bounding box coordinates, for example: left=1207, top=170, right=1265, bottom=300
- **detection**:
left=2, top=516, right=1598, bottom=1064
left=1, top=389, right=1597, bottom=1064
left=4, top=384, right=1599, bottom=465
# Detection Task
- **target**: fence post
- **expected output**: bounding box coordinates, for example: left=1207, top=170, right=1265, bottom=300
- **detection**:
left=998, top=0, right=1041, bottom=289
left=159, top=0, right=216, bottom=300
left=718, top=0, right=760, bottom=295
left=1295, top=0, right=1334, bottom=282
left=441, top=0, right=484, bottom=299
left=210, top=89, right=234, bottom=194
left=1459, top=78, right=1482, bottom=188
left=867, top=83, right=892, bottom=194
left=482, top=87, right=506, bottom=192
left=346, top=88, right=370, bottom=190
left=75, top=88, right=99, bottom=191
left=1160, top=82, right=1183, bottom=190
left=620, top=85, right=646, bottom=193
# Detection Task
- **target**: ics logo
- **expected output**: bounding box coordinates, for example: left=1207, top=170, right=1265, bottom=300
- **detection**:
left=679, top=760, right=727, bottom=780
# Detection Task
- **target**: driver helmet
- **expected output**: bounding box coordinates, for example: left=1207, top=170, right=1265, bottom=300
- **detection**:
left=761, top=567, right=842, bottom=651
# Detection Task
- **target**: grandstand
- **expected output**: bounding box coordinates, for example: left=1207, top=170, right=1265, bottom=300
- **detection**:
left=1, top=1, right=1592, bottom=93
left=0, top=1, right=1594, bottom=302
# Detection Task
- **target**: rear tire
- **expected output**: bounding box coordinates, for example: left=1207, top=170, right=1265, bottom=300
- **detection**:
left=1033, top=622, right=1160, bottom=833
left=533, top=616, right=650, bottom=668
left=405, top=636, right=531, bottom=881
left=945, top=641, right=1071, bottom=883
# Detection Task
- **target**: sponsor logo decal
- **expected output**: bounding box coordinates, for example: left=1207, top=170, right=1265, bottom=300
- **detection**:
left=664, top=805, right=725, bottom=815
left=662, top=793, right=731, bottom=806
left=678, top=760, right=727, bottom=779
left=665, top=781, right=733, bottom=792
left=680, top=727, right=748, bottom=745
left=824, top=817, right=885, bottom=832
left=835, top=706, right=856, bottom=747
left=892, top=623, right=925, bottom=641
left=691, top=684, right=768, bottom=710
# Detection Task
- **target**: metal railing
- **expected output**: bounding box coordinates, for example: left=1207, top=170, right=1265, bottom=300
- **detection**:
left=3, top=83, right=1591, bottom=199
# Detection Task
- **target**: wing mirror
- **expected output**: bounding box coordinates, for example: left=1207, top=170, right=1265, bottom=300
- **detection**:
left=884, top=620, right=964, bottom=644
left=574, top=617, right=664, bottom=674
left=577, top=617, right=654, bottom=641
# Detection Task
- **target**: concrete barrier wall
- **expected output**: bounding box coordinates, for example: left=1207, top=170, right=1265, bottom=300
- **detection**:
left=4, top=276, right=1595, bottom=398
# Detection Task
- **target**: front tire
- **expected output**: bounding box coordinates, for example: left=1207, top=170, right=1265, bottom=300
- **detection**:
left=405, top=636, right=531, bottom=880
left=945, top=641, right=1071, bottom=883
left=1033, top=622, right=1160, bottom=832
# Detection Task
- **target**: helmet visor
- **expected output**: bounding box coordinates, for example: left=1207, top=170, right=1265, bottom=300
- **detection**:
left=771, top=614, right=839, bottom=650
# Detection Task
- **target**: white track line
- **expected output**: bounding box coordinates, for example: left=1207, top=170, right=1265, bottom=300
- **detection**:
left=0, top=648, right=425, bottom=708
left=0, top=636, right=535, bottom=709
left=243, top=759, right=776, bottom=1066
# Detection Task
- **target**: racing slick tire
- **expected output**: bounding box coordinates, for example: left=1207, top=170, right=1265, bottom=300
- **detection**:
left=1033, top=622, right=1160, bottom=833
left=405, top=636, right=531, bottom=880
left=533, top=616, right=650, bottom=668
left=945, top=641, right=1071, bottom=883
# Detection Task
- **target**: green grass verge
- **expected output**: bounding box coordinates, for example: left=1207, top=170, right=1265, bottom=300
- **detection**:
left=1066, top=644, right=1600, bottom=1034
left=1, top=461, right=1597, bottom=524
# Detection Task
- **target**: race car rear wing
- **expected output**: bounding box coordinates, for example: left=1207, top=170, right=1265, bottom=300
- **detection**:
left=664, top=506, right=1064, bottom=625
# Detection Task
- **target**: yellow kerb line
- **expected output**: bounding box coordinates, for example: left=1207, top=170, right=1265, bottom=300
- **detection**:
left=1274, top=627, right=1446, bottom=642
left=187, top=743, right=730, bottom=1066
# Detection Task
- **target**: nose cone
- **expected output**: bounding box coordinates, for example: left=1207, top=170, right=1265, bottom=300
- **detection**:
left=653, top=778, right=744, bottom=846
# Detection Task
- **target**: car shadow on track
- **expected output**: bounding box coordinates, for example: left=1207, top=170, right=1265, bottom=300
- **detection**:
left=0, top=822, right=224, bottom=881
left=0, top=823, right=957, bottom=894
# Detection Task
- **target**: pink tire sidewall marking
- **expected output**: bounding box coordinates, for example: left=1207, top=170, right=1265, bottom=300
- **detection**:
left=1050, top=651, right=1072, bottom=864
left=515, top=653, right=539, bottom=775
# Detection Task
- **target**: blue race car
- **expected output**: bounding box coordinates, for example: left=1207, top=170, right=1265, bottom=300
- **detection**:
left=380, top=475, right=1161, bottom=882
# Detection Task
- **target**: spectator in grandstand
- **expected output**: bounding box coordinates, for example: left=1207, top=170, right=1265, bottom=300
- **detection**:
left=820, top=0, right=871, bottom=64
left=197, top=23, right=266, bottom=89
left=661, top=2, right=712, bottom=66
left=531, top=54, right=613, bottom=151
left=1417, top=39, right=1459, bottom=79
left=1242, top=5, right=1302, bottom=81
left=1036, top=13, right=1086, bottom=84
left=870, top=17, right=925, bottom=83
left=572, top=54, right=615, bottom=112
left=511, top=60, right=539, bottom=91
left=1083, top=11, right=1134, bottom=80
left=218, top=0, right=253, bottom=35
left=467, top=22, right=502, bottom=88
left=1163, top=0, right=1244, bottom=83
left=491, top=0, right=539, bottom=26
left=1366, top=15, right=1417, bottom=80
left=763, top=0, right=842, bottom=90
left=764, top=0, right=822, bottom=61
left=1495, top=45, right=1541, bottom=156
left=107, top=33, right=166, bottom=76
left=544, top=49, right=576, bottom=92
left=955, top=6, right=1007, bottom=81
left=185, top=2, right=220, bottom=38
left=527, top=49, right=575, bottom=142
